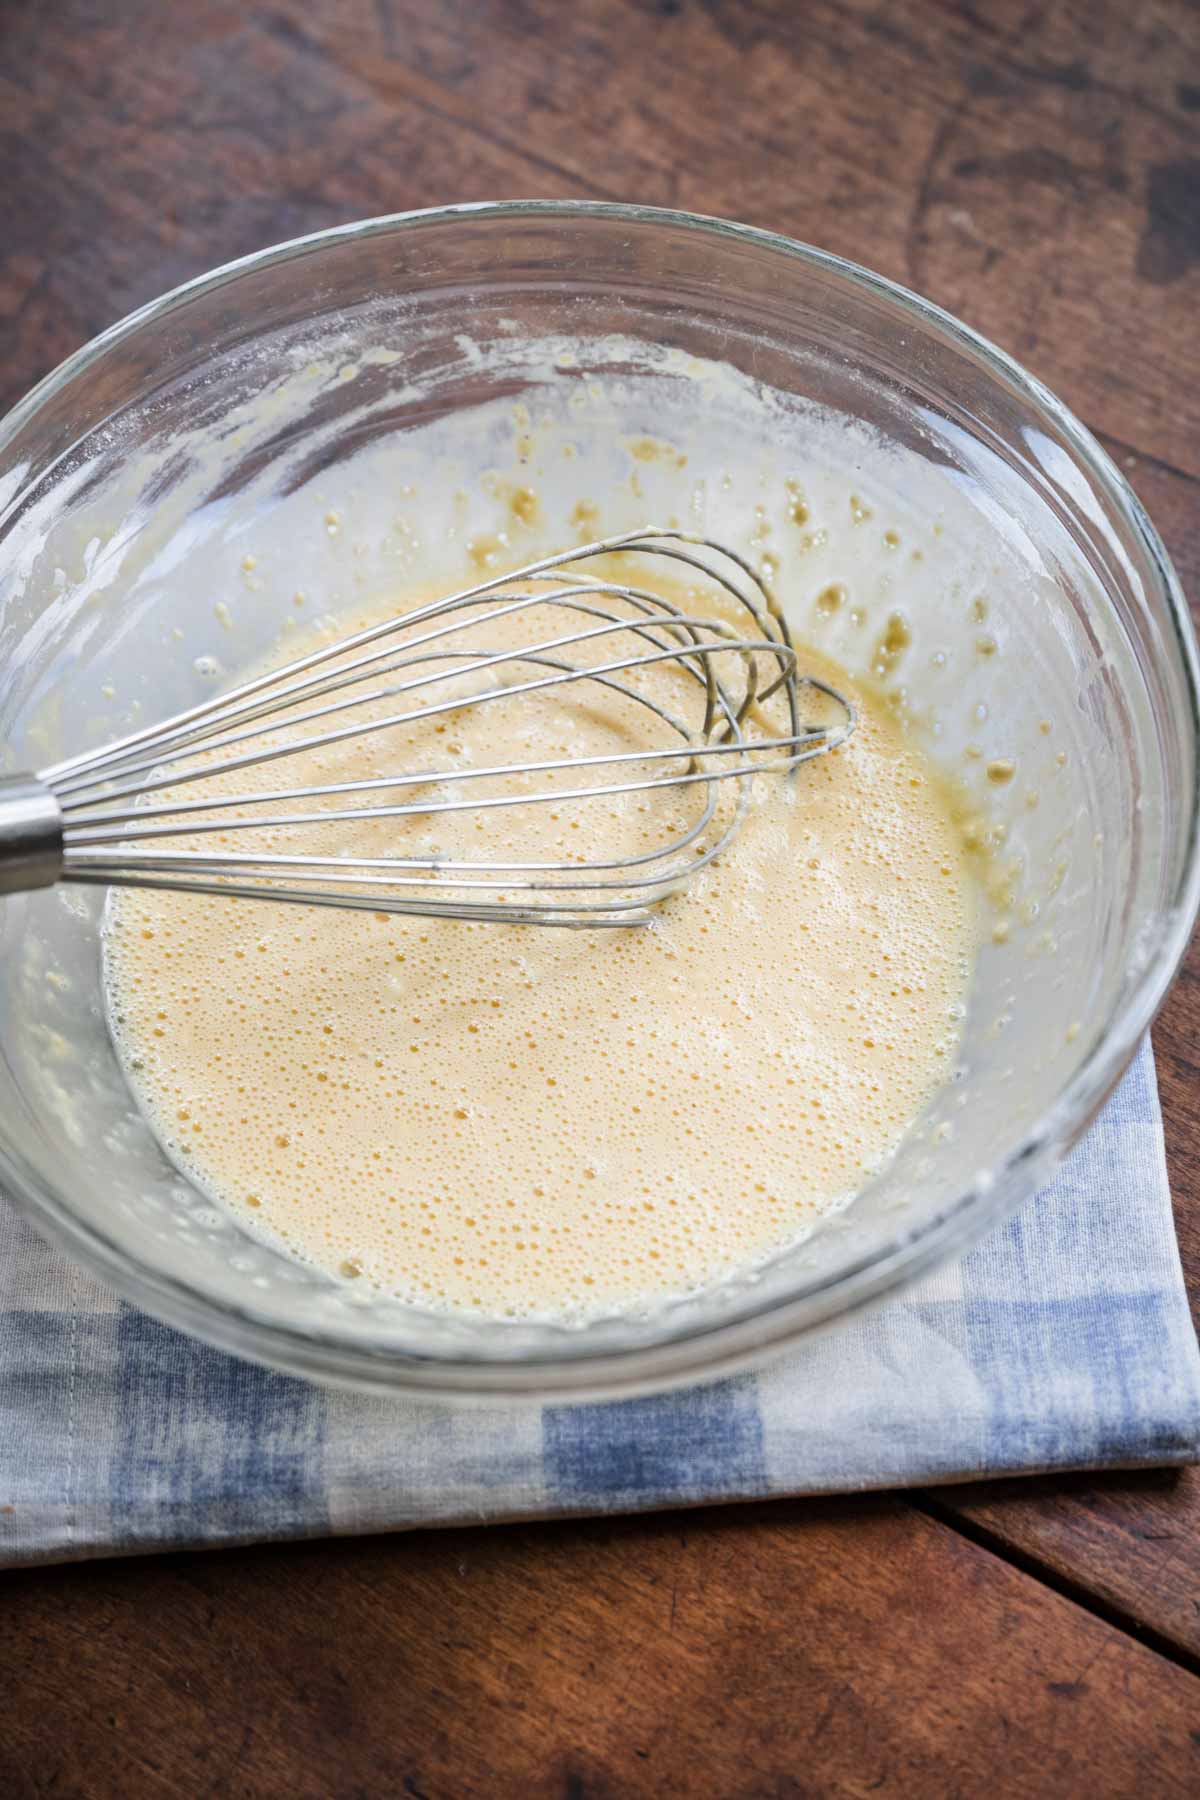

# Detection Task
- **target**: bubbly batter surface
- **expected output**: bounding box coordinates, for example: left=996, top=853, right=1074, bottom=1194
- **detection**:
left=106, top=567, right=974, bottom=1320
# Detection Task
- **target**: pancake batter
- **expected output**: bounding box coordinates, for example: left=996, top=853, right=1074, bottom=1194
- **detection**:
left=105, top=563, right=974, bottom=1321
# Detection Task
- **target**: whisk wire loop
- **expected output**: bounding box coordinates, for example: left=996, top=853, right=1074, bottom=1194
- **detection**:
left=4, top=530, right=856, bottom=926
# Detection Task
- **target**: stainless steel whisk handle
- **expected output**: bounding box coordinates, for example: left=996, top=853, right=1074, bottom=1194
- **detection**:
left=0, top=774, right=64, bottom=894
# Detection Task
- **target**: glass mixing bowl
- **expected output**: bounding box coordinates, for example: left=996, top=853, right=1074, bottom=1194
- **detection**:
left=0, top=202, right=1196, bottom=1401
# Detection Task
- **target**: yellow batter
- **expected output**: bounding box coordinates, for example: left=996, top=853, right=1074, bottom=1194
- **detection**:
left=105, top=569, right=974, bottom=1320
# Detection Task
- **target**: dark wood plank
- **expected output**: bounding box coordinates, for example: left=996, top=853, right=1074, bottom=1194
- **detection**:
left=2, top=0, right=1197, bottom=469
left=341, top=0, right=1200, bottom=474
left=926, top=1467, right=1200, bottom=1666
left=2, top=0, right=1200, bottom=1787
left=2, top=1498, right=1200, bottom=1798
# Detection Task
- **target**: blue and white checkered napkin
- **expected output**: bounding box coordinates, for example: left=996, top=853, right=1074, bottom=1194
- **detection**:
left=2, top=1037, right=1198, bottom=1568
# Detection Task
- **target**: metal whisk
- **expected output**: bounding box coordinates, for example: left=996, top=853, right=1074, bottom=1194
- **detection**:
left=0, top=529, right=854, bottom=928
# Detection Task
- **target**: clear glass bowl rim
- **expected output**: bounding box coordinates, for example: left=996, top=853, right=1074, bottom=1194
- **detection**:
left=1, top=198, right=1197, bottom=1401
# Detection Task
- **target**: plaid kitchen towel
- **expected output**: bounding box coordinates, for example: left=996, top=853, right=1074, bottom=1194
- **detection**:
left=2, top=1036, right=1198, bottom=1568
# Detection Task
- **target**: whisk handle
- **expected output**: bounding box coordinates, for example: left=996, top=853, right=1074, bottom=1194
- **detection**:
left=0, top=774, right=63, bottom=894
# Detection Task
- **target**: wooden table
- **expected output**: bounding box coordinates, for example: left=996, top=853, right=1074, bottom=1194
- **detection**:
left=2, top=1, right=1199, bottom=1792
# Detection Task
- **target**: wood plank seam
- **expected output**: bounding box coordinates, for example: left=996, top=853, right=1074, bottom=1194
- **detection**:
left=914, top=1492, right=1200, bottom=1678
left=1095, top=431, right=1200, bottom=492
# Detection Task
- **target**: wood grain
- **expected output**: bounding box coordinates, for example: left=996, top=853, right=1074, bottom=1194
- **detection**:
left=3, top=1499, right=1200, bottom=1799
left=1, top=0, right=1197, bottom=467
left=926, top=1466, right=1200, bottom=1667
left=2, top=0, right=1200, bottom=1789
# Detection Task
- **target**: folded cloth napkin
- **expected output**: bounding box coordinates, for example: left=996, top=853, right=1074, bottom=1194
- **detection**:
left=2, top=1037, right=1197, bottom=1568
